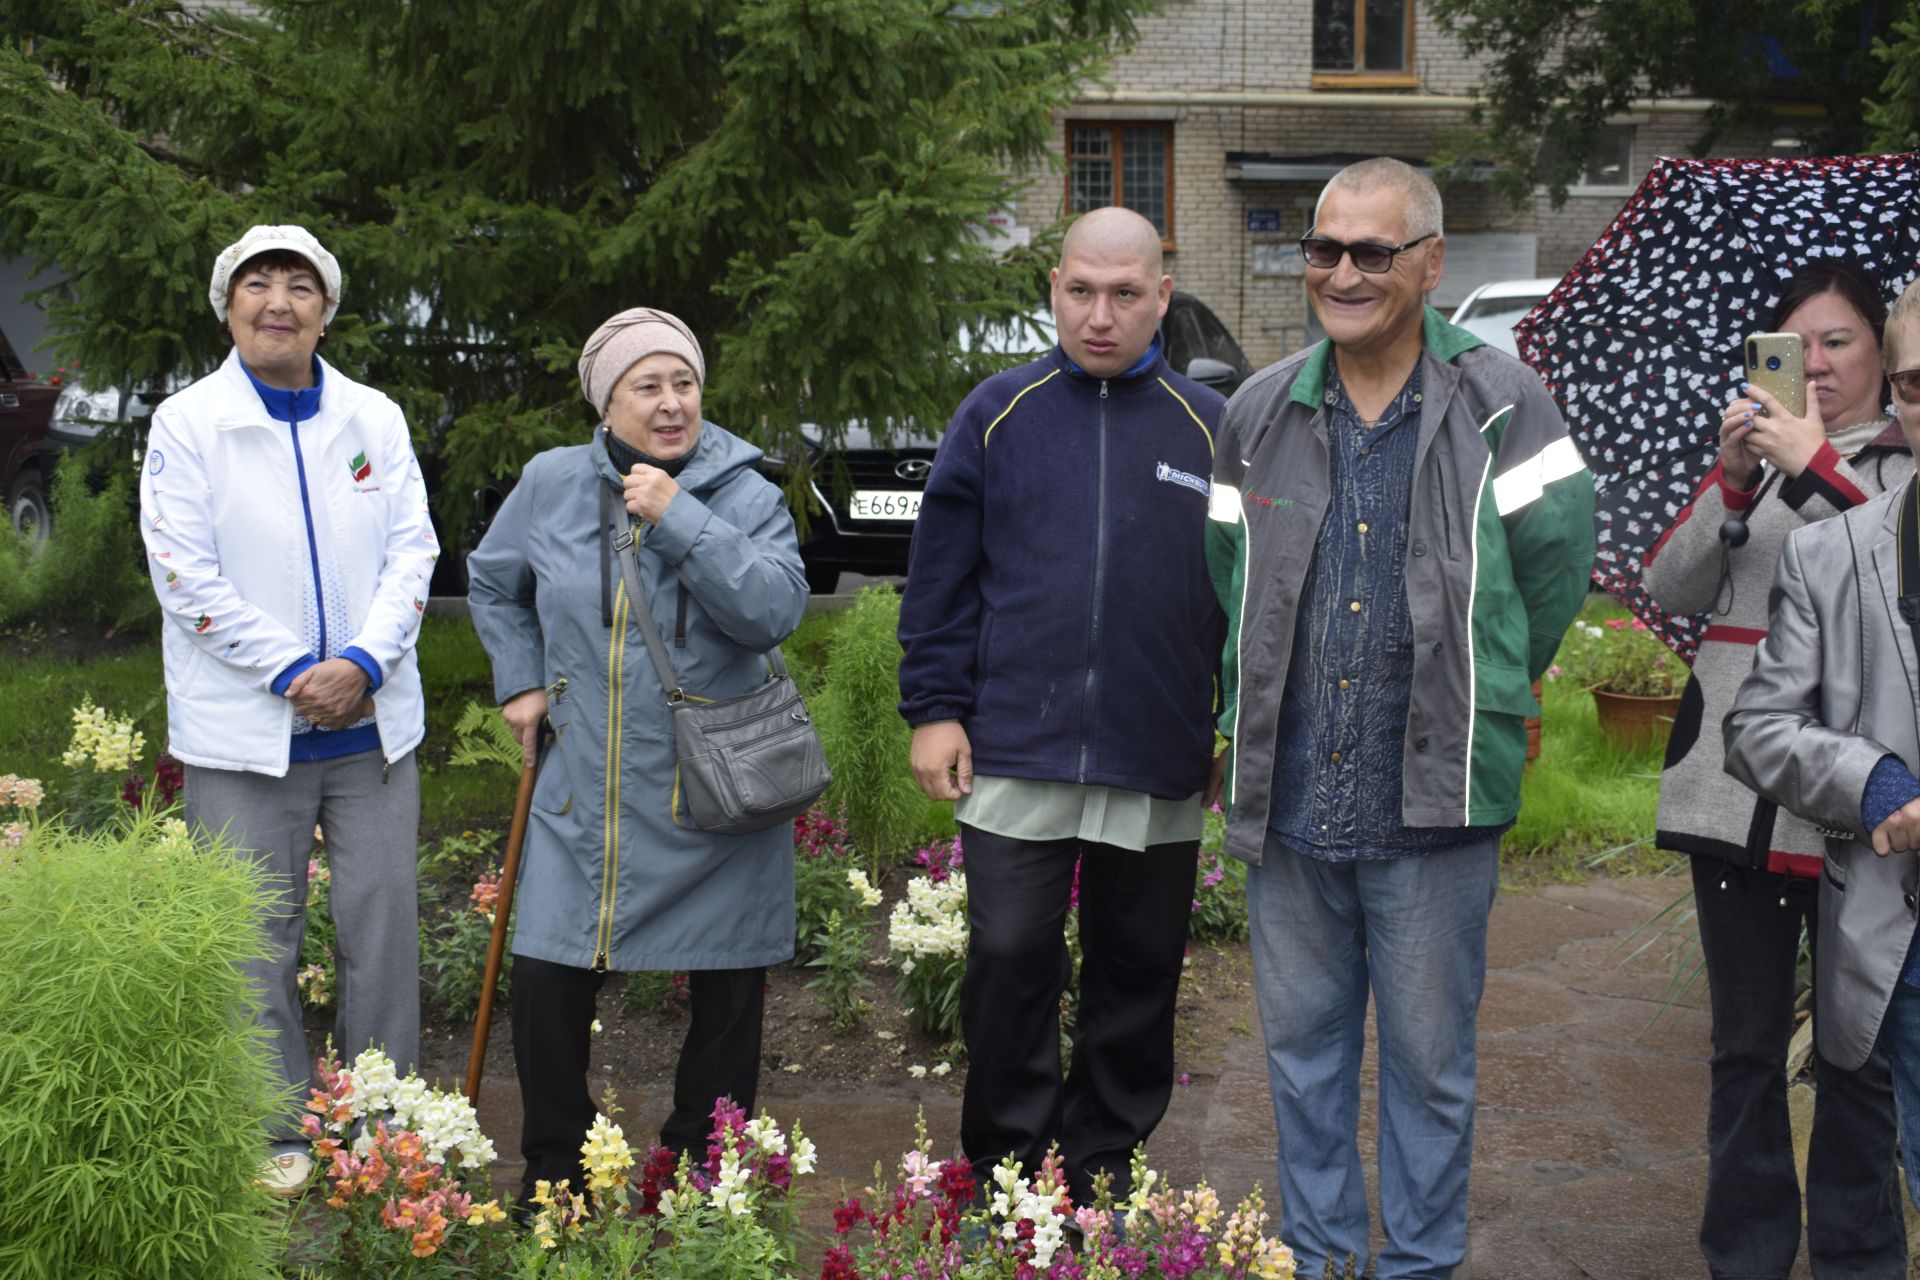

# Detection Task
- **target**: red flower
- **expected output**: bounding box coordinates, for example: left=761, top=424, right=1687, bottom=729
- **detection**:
left=832, top=1197, right=865, bottom=1234
left=820, top=1244, right=862, bottom=1280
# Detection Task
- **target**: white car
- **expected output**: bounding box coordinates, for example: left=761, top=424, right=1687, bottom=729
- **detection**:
left=1448, top=278, right=1559, bottom=356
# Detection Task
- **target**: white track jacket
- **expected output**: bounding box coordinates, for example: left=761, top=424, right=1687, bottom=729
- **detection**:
left=139, top=350, right=435, bottom=776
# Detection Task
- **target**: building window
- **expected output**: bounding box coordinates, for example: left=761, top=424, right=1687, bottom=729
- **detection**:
left=1066, top=122, right=1173, bottom=244
left=1536, top=124, right=1638, bottom=194
left=1313, top=0, right=1414, bottom=76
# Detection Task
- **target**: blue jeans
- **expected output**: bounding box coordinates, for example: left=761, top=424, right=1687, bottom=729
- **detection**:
left=1246, top=833, right=1500, bottom=1280
left=1885, top=979, right=1920, bottom=1213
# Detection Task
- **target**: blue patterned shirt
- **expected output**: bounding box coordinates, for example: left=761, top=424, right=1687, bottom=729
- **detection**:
left=1268, top=363, right=1504, bottom=860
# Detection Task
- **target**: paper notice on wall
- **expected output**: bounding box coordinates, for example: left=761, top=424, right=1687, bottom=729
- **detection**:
left=1253, top=243, right=1304, bottom=277
left=975, top=208, right=1032, bottom=251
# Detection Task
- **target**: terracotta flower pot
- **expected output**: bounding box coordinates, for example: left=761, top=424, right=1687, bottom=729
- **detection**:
left=1590, top=687, right=1683, bottom=752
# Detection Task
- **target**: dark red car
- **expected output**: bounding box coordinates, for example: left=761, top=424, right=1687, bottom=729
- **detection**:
left=0, top=326, right=63, bottom=542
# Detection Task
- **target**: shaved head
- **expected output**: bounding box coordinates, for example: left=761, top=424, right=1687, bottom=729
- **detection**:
left=1050, top=206, right=1173, bottom=377
left=1060, top=207, right=1164, bottom=279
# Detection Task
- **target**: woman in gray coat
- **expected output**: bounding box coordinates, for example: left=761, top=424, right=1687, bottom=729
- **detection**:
left=1643, top=260, right=1910, bottom=1279
left=466, top=307, right=807, bottom=1202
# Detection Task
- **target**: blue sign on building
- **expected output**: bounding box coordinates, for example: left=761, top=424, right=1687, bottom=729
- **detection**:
left=1246, top=208, right=1281, bottom=233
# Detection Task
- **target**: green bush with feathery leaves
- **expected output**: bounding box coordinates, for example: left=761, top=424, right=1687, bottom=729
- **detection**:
left=0, top=812, right=285, bottom=1280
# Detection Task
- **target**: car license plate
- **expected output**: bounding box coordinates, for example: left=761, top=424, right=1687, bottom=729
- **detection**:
left=849, top=489, right=922, bottom=521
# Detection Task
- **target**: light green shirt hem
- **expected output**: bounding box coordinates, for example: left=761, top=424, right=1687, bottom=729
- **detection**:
left=954, top=775, right=1204, bottom=851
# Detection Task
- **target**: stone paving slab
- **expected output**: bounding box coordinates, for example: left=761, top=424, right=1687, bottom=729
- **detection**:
left=465, top=874, right=1864, bottom=1279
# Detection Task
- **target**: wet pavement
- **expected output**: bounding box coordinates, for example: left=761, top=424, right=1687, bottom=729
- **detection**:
left=460, top=875, right=1894, bottom=1278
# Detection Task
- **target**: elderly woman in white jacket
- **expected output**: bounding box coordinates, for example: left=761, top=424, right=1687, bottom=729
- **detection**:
left=138, top=225, right=438, bottom=1196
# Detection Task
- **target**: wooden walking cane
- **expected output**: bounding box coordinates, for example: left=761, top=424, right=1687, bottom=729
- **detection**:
left=465, top=751, right=540, bottom=1105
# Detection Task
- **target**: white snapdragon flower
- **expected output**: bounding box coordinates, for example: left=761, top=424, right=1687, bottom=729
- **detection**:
left=744, top=1114, right=787, bottom=1156
left=845, top=868, right=885, bottom=909
left=791, top=1130, right=817, bottom=1176
left=709, top=1147, right=752, bottom=1216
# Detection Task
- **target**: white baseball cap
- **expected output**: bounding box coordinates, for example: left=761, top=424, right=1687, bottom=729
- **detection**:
left=207, top=224, right=343, bottom=324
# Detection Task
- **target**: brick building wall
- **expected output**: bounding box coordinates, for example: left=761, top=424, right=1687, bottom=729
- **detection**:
left=1004, top=0, right=1780, bottom=369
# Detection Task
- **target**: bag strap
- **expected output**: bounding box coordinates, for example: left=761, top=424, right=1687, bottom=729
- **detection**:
left=605, top=516, right=791, bottom=704
left=611, top=518, right=689, bottom=701
left=1899, top=475, right=1920, bottom=658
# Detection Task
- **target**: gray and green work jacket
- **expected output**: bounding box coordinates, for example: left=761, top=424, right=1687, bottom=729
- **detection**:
left=1205, top=309, right=1595, bottom=864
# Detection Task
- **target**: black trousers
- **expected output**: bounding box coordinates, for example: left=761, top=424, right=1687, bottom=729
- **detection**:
left=509, top=954, right=766, bottom=1198
left=1689, top=856, right=1906, bottom=1280
left=958, top=823, right=1198, bottom=1205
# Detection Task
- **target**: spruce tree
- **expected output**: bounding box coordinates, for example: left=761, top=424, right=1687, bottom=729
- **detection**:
left=0, top=0, right=1154, bottom=534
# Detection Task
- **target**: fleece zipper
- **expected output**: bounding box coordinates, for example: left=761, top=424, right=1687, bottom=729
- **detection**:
left=1077, top=379, right=1111, bottom=782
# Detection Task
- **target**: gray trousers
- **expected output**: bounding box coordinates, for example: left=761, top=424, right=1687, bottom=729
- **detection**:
left=185, top=751, right=420, bottom=1142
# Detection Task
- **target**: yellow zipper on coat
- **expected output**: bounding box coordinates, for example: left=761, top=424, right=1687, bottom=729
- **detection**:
left=596, top=579, right=628, bottom=971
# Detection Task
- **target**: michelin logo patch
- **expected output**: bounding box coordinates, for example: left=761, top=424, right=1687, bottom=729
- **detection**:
left=1154, top=461, right=1209, bottom=497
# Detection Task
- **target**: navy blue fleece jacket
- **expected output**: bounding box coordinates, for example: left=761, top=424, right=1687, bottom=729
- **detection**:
left=897, top=344, right=1226, bottom=800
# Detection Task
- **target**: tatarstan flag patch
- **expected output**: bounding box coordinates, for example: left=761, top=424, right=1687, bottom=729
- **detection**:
left=348, top=451, right=372, bottom=483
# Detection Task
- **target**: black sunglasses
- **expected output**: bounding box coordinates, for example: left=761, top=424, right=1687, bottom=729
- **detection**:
left=1893, top=367, right=1920, bottom=405
left=1299, top=232, right=1436, bottom=274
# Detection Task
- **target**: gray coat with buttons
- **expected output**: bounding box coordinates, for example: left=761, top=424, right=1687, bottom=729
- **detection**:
left=466, top=424, right=808, bottom=971
left=1725, top=486, right=1920, bottom=1072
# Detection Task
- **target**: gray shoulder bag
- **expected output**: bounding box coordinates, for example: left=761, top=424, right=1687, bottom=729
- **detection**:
left=611, top=514, right=830, bottom=835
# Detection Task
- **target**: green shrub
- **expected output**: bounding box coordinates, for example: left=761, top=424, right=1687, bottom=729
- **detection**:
left=781, top=609, right=840, bottom=703
left=805, top=909, right=874, bottom=1032
left=620, top=969, right=686, bottom=1013
left=0, top=813, right=284, bottom=1280
left=417, top=829, right=511, bottom=1022
left=0, top=451, right=156, bottom=632
left=811, top=585, right=940, bottom=866
left=1189, top=810, right=1249, bottom=943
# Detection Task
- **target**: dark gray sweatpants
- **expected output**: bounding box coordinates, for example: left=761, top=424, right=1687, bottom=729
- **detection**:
left=185, top=750, right=420, bottom=1142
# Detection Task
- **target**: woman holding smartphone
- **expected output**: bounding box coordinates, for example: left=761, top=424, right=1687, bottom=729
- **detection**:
left=1644, top=257, right=1912, bottom=1280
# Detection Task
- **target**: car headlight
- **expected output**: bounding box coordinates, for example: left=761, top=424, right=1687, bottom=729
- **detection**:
left=52, top=384, right=121, bottom=432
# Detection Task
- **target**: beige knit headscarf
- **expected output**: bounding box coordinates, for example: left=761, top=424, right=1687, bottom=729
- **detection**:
left=577, top=307, right=706, bottom=415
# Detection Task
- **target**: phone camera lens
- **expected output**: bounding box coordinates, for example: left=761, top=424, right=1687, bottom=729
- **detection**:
left=1766, top=356, right=1782, bottom=371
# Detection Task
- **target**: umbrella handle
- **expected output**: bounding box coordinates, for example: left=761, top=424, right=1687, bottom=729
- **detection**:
left=464, top=752, right=540, bottom=1105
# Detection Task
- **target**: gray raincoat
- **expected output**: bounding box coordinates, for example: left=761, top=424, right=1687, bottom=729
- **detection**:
left=467, top=423, right=808, bottom=971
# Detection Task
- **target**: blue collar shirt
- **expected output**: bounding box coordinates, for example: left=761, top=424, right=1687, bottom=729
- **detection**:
left=1267, top=362, right=1506, bottom=859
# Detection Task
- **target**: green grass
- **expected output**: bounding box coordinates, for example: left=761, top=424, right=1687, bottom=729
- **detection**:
left=0, top=613, right=510, bottom=838
left=1502, top=673, right=1670, bottom=880
left=0, top=644, right=165, bottom=784
left=1501, top=595, right=1677, bottom=882
left=413, top=614, right=513, bottom=838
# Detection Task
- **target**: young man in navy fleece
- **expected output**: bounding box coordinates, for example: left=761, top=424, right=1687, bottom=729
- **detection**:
left=897, top=206, right=1226, bottom=1204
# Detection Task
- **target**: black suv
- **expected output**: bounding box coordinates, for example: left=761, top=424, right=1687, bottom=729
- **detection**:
left=790, top=291, right=1252, bottom=593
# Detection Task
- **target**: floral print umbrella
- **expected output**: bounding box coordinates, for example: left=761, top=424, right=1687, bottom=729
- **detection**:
left=1515, top=152, right=1920, bottom=659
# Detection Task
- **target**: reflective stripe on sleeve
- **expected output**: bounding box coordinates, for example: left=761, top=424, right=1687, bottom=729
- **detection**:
left=1492, top=435, right=1587, bottom=517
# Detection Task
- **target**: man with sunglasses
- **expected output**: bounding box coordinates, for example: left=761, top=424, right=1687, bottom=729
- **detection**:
left=1203, top=158, right=1593, bottom=1279
left=1726, top=280, right=1920, bottom=1220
